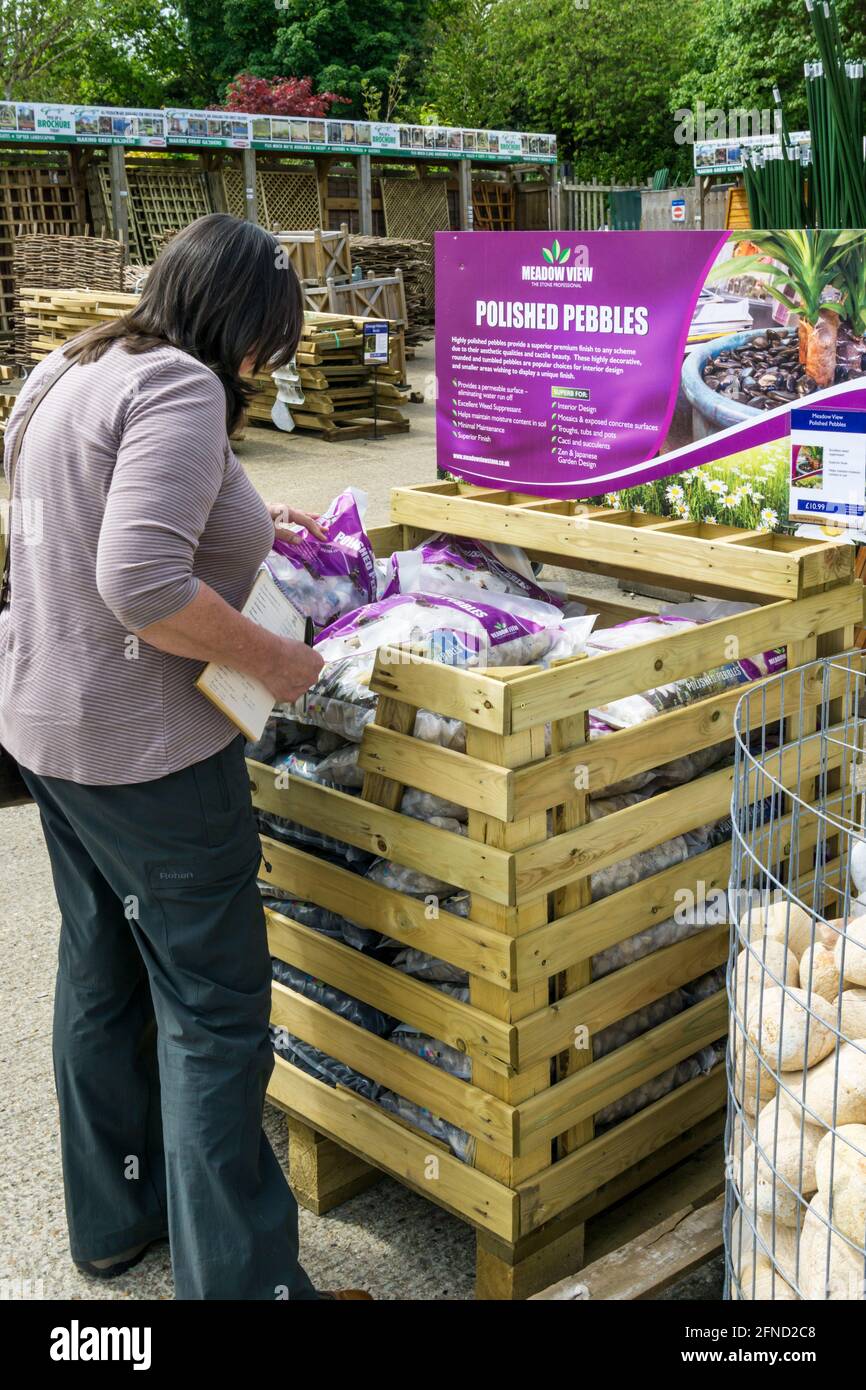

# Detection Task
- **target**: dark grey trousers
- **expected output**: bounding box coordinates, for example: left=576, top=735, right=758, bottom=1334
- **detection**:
left=21, top=735, right=318, bottom=1300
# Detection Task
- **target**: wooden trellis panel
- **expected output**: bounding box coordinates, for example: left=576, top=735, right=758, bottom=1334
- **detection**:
left=222, top=166, right=267, bottom=224
left=472, top=180, right=516, bottom=231
left=128, top=167, right=211, bottom=262
left=89, top=164, right=146, bottom=265
left=0, top=165, right=82, bottom=337
left=90, top=163, right=212, bottom=264
left=380, top=177, right=448, bottom=311
left=260, top=171, right=322, bottom=232
left=223, top=169, right=321, bottom=231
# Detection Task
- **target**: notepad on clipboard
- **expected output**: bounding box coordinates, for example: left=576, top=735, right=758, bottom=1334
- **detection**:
left=195, top=567, right=311, bottom=742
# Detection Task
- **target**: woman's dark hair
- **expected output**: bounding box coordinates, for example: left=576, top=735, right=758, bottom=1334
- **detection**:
left=64, top=214, right=303, bottom=433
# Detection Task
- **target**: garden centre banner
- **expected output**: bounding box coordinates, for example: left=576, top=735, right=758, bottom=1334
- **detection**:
left=436, top=229, right=866, bottom=532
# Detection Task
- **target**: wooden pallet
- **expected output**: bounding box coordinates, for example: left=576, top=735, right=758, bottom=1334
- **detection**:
left=532, top=1189, right=725, bottom=1300
left=253, top=480, right=862, bottom=1299
left=246, top=310, right=410, bottom=434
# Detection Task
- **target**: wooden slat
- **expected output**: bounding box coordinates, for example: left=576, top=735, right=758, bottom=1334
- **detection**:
left=512, top=660, right=850, bottom=816
left=504, top=585, right=864, bottom=734
left=271, top=981, right=517, bottom=1155
left=513, top=729, right=845, bottom=902
left=515, top=926, right=729, bottom=1069
left=367, top=648, right=511, bottom=733
left=266, top=909, right=517, bottom=1075
left=531, top=1194, right=725, bottom=1300
left=259, top=837, right=515, bottom=984
left=517, top=991, right=727, bottom=1148
left=513, top=807, right=820, bottom=986
left=359, top=696, right=415, bottom=810
left=389, top=485, right=853, bottom=599
left=517, top=1068, right=726, bottom=1232
left=267, top=1056, right=518, bottom=1239
left=248, top=760, right=514, bottom=905
left=358, top=725, right=512, bottom=819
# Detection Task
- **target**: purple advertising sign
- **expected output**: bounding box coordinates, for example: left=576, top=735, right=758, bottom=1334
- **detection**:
left=434, top=229, right=866, bottom=521
left=436, top=230, right=726, bottom=494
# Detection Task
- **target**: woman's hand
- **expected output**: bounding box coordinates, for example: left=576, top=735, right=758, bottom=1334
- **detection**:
left=268, top=502, right=327, bottom=543
left=134, top=583, right=324, bottom=703
left=258, top=638, right=324, bottom=705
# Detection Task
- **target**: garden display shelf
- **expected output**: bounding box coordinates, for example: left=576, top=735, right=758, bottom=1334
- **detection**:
left=252, top=481, right=863, bottom=1300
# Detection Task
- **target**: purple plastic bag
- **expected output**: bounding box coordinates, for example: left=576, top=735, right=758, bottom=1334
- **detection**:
left=314, top=590, right=564, bottom=667
left=383, top=533, right=562, bottom=607
left=264, top=487, right=377, bottom=628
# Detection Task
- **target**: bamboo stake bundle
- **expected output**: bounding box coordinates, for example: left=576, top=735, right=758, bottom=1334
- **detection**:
left=803, top=0, right=866, bottom=227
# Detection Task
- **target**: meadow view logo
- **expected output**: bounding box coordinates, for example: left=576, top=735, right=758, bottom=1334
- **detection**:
left=522, top=240, right=593, bottom=283
left=542, top=238, right=571, bottom=265
left=50, top=1320, right=152, bottom=1370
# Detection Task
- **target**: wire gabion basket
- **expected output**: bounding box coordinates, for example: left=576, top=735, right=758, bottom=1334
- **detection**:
left=727, top=651, right=866, bottom=1301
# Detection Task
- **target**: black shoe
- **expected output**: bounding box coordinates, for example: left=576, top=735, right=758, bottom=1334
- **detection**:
left=75, top=1236, right=166, bottom=1280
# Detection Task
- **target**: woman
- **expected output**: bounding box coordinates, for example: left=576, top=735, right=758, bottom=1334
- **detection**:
left=0, top=215, right=363, bottom=1300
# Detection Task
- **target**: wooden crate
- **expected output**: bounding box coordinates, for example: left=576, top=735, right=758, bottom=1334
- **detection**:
left=252, top=481, right=862, bottom=1299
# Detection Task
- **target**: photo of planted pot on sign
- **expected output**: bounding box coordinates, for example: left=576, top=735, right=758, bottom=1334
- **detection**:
left=683, top=229, right=866, bottom=439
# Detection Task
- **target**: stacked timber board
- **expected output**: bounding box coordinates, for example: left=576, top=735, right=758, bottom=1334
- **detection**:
left=252, top=481, right=863, bottom=1299
left=247, top=312, right=409, bottom=441
left=0, top=362, right=22, bottom=434
left=17, top=287, right=138, bottom=360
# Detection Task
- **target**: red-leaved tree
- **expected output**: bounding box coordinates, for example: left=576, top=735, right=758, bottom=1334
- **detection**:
left=223, top=74, right=350, bottom=116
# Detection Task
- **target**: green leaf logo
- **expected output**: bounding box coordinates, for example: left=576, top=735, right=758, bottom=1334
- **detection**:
left=542, top=241, right=571, bottom=264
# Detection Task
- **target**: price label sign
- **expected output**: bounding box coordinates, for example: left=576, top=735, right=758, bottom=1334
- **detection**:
left=363, top=320, right=390, bottom=365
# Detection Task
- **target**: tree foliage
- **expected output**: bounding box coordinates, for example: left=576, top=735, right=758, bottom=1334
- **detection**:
left=424, top=0, right=696, bottom=182
left=224, top=72, right=348, bottom=115
left=673, top=0, right=866, bottom=134
left=4, top=0, right=866, bottom=189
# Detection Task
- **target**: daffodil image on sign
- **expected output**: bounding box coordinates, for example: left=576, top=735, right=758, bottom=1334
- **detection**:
left=542, top=239, right=571, bottom=265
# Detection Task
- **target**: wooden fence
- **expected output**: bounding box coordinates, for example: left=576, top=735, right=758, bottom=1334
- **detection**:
left=561, top=178, right=646, bottom=230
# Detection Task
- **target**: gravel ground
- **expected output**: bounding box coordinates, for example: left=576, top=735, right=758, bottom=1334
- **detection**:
left=0, top=338, right=719, bottom=1301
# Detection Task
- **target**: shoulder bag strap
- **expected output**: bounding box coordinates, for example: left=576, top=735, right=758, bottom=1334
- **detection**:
left=1, top=355, right=77, bottom=607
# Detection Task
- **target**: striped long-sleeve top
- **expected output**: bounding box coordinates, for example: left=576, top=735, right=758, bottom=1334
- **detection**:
left=0, top=341, right=275, bottom=784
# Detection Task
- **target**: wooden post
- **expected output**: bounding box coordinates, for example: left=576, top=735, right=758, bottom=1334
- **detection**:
left=108, top=144, right=129, bottom=261
left=457, top=158, right=473, bottom=230
left=287, top=1118, right=381, bottom=1215
left=548, top=164, right=562, bottom=230
left=241, top=147, right=258, bottom=224
left=315, top=156, right=334, bottom=229
left=202, top=152, right=228, bottom=214
left=357, top=151, right=373, bottom=235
